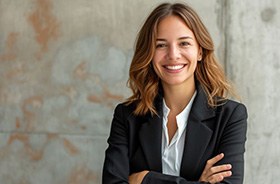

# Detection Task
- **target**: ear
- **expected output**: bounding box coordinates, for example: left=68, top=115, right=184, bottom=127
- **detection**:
left=198, top=47, right=203, bottom=61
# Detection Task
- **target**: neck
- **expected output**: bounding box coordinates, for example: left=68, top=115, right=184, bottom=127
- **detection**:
left=162, top=81, right=196, bottom=113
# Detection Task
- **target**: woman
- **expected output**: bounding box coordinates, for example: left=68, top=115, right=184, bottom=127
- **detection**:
left=103, top=3, right=247, bottom=184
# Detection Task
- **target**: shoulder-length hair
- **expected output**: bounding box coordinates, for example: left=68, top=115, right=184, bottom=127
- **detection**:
left=126, top=3, right=235, bottom=116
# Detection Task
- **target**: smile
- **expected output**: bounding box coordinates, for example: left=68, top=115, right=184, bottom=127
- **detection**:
left=164, top=64, right=186, bottom=70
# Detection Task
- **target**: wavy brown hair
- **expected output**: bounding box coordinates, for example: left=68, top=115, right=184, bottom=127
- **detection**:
left=126, top=3, right=235, bottom=115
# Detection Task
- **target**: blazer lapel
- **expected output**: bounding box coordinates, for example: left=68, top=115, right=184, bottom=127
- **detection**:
left=133, top=84, right=216, bottom=176
left=138, top=97, right=163, bottom=172
left=138, top=114, right=162, bottom=172
left=180, top=85, right=215, bottom=178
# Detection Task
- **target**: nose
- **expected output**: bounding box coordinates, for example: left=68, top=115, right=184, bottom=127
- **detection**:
left=167, top=44, right=181, bottom=60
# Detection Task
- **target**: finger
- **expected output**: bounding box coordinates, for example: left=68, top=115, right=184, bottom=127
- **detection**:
left=208, top=164, right=232, bottom=175
left=205, top=153, right=224, bottom=170
left=208, top=170, right=232, bottom=183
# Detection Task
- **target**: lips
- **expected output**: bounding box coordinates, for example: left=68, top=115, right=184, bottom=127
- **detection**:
left=164, top=64, right=185, bottom=70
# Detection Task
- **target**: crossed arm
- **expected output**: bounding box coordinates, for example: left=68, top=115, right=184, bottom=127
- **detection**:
left=129, top=153, right=232, bottom=184
left=103, top=103, right=247, bottom=184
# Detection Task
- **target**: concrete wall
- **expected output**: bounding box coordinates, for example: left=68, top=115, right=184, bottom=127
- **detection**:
left=0, top=0, right=279, bottom=183
left=226, top=1, right=280, bottom=183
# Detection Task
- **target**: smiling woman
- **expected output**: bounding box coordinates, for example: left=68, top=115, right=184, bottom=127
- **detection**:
left=102, top=3, right=247, bottom=184
left=152, top=15, right=201, bottom=89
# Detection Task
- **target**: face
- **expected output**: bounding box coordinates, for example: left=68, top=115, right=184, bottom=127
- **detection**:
left=152, top=15, right=202, bottom=88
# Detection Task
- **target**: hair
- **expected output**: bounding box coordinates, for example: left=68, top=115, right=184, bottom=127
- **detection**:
left=126, top=3, right=236, bottom=116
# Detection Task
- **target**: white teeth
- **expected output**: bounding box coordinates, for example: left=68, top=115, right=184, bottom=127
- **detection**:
left=165, top=65, right=184, bottom=70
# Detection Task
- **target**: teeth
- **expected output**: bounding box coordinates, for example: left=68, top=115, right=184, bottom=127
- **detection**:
left=165, top=65, right=184, bottom=70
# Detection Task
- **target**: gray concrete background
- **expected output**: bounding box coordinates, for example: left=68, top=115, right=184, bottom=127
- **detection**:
left=0, top=0, right=279, bottom=183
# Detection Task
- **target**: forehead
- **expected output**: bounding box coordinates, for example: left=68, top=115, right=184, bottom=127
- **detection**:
left=156, top=15, right=194, bottom=38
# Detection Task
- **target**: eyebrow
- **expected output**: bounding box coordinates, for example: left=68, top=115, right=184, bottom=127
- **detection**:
left=156, top=36, right=193, bottom=41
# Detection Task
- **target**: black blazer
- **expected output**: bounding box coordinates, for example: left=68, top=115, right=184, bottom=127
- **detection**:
left=102, top=85, right=247, bottom=184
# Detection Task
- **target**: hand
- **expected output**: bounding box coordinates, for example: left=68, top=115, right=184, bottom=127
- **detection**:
left=199, top=153, right=232, bottom=184
left=129, top=170, right=149, bottom=184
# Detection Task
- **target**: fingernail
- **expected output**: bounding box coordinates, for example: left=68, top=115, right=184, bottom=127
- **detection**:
left=227, top=164, right=232, bottom=169
left=228, top=171, right=232, bottom=176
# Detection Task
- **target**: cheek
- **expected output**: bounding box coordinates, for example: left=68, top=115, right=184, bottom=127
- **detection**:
left=152, top=56, right=159, bottom=65
left=153, top=50, right=166, bottom=63
left=182, top=51, right=199, bottom=62
left=151, top=60, right=161, bottom=77
left=152, top=61, right=159, bottom=71
left=182, top=49, right=195, bottom=56
left=152, top=54, right=161, bottom=68
left=192, top=61, right=198, bottom=69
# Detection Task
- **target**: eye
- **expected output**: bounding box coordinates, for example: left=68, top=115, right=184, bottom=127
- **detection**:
left=180, top=41, right=191, bottom=47
left=156, top=43, right=167, bottom=48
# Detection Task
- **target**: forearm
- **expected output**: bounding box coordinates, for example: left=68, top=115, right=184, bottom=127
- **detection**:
left=141, top=171, right=209, bottom=184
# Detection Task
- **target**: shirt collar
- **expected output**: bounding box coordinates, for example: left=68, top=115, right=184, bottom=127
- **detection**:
left=162, top=90, right=197, bottom=131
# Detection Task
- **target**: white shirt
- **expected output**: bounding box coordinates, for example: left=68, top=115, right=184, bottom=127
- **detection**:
left=161, top=91, right=197, bottom=176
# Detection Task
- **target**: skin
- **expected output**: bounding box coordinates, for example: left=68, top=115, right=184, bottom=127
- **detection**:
left=129, top=15, right=232, bottom=184
left=152, top=15, right=201, bottom=142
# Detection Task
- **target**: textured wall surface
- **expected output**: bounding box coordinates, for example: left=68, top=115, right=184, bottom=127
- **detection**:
left=0, top=0, right=279, bottom=184
left=226, top=1, right=280, bottom=183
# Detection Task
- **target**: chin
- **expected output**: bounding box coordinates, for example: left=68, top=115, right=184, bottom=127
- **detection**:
left=162, top=77, right=194, bottom=87
left=163, top=80, right=186, bottom=86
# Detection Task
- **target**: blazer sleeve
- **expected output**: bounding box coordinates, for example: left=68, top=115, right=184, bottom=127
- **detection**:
left=103, top=104, right=210, bottom=184
left=215, top=103, right=248, bottom=184
left=142, top=103, right=248, bottom=184
left=103, top=103, right=247, bottom=184
left=102, top=104, right=208, bottom=184
left=142, top=171, right=209, bottom=184
left=102, top=104, right=130, bottom=183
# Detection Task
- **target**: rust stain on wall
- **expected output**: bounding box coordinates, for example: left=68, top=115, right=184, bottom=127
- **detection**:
left=68, top=165, right=97, bottom=184
left=87, top=85, right=124, bottom=107
left=7, top=133, right=44, bottom=161
left=0, top=32, right=18, bottom=62
left=103, top=88, right=124, bottom=101
left=87, top=86, right=124, bottom=107
left=63, top=86, right=78, bottom=101
left=18, top=179, right=31, bottom=184
left=73, top=61, right=89, bottom=80
left=47, top=133, right=59, bottom=139
left=28, top=0, right=60, bottom=59
left=16, top=117, right=21, bottom=129
left=26, top=145, right=44, bottom=161
left=4, top=65, right=24, bottom=79
left=87, top=95, right=102, bottom=103
left=21, top=95, right=44, bottom=131
left=63, top=138, right=80, bottom=156
left=8, top=133, right=29, bottom=145
left=6, top=32, right=18, bottom=50
left=6, top=133, right=64, bottom=162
